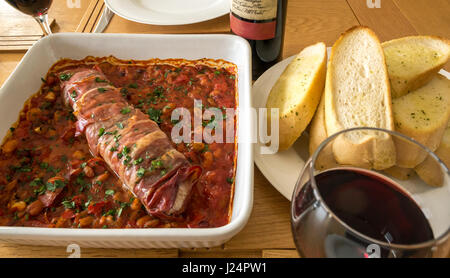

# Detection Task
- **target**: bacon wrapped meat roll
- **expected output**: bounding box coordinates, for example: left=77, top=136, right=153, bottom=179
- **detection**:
left=59, top=68, right=201, bottom=218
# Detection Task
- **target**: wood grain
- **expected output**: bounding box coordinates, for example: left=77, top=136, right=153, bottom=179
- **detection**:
left=0, top=52, right=25, bottom=85
left=76, top=0, right=101, bottom=32
left=262, top=249, right=300, bottom=258
left=224, top=168, right=295, bottom=250
left=0, top=243, right=178, bottom=258
left=393, top=0, right=450, bottom=39
left=346, top=0, right=418, bottom=42
left=282, top=0, right=360, bottom=57
left=0, top=19, right=55, bottom=51
left=180, top=248, right=261, bottom=258
left=83, top=0, right=106, bottom=33
left=102, top=11, right=230, bottom=35
left=0, top=0, right=93, bottom=51
left=46, top=0, right=92, bottom=33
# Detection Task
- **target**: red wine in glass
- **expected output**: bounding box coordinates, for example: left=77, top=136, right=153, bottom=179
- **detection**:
left=314, top=169, right=434, bottom=245
left=292, top=168, right=435, bottom=258
left=5, top=0, right=53, bottom=35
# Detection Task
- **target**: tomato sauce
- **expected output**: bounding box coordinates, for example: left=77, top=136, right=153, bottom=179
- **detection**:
left=0, top=57, right=237, bottom=228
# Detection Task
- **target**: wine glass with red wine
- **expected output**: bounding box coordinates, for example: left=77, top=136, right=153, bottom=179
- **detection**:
left=4, top=0, right=53, bottom=35
left=291, top=127, right=450, bottom=258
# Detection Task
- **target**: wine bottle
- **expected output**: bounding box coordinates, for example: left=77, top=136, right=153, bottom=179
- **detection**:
left=230, top=0, right=288, bottom=80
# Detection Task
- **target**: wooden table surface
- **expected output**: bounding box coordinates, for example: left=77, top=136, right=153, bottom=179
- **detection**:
left=0, top=0, right=449, bottom=258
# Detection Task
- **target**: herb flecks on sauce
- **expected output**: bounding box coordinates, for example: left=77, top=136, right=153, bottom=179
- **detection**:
left=0, top=59, right=237, bottom=229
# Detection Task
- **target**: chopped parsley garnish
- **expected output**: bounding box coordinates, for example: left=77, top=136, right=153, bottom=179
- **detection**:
left=147, top=108, right=162, bottom=124
left=98, top=88, right=107, bottom=93
left=123, top=155, right=131, bottom=165
left=104, top=130, right=118, bottom=136
left=98, top=127, right=105, bottom=137
left=84, top=197, right=92, bottom=209
left=214, top=70, right=221, bottom=75
left=133, top=158, right=143, bottom=165
left=120, top=107, right=131, bottom=114
left=120, top=87, right=129, bottom=97
left=17, top=167, right=32, bottom=172
left=153, top=86, right=164, bottom=98
left=128, top=83, right=139, bottom=89
left=227, top=177, right=234, bottom=184
left=46, top=179, right=65, bottom=192
left=137, top=167, right=146, bottom=178
left=34, top=185, right=46, bottom=195
left=29, top=178, right=43, bottom=187
left=122, top=146, right=130, bottom=155
left=105, top=189, right=115, bottom=197
left=62, top=200, right=76, bottom=209
left=59, top=73, right=73, bottom=81
left=229, top=75, right=236, bottom=80
left=150, top=159, right=163, bottom=171
left=70, top=91, right=77, bottom=100
left=116, top=202, right=129, bottom=217
left=95, top=77, right=107, bottom=83
left=202, top=116, right=217, bottom=128
left=116, top=122, right=124, bottom=129
left=103, top=209, right=116, bottom=217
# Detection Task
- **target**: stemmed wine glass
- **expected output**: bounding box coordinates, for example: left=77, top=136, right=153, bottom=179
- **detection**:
left=291, top=127, right=450, bottom=258
left=4, top=0, right=53, bottom=36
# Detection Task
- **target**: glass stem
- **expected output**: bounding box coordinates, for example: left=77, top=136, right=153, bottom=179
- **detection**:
left=34, top=13, right=52, bottom=36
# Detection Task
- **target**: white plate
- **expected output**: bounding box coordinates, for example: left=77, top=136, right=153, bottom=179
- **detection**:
left=0, top=33, right=253, bottom=248
left=253, top=48, right=450, bottom=201
left=105, top=0, right=230, bottom=26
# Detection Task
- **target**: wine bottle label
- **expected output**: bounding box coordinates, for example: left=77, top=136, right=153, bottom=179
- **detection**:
left=230, top=0, right=278, bottom=40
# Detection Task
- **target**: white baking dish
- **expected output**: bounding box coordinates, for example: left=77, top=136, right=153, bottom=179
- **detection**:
left=0, top=33, right=253, bottom=248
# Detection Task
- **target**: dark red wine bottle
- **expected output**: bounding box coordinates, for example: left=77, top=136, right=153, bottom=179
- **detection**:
left=230, top=0, right=288, bottom=80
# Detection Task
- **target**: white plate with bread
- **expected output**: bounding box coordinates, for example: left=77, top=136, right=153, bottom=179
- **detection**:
left=253, top=27, right=450, bottom=200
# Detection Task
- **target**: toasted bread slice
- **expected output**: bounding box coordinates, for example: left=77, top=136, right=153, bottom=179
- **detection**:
left=324, top=26, right=396, bottom=170
left=308, top=90, right=337, bottom=170
left=383, top=36, right=450, bottom=98
left=384, top=166, right=414, bottom=180
left=393, top=74, right=450, bottom=168
left=266, top=42, right=327, bottom=151
left=414, top=126, right=450, bottom=186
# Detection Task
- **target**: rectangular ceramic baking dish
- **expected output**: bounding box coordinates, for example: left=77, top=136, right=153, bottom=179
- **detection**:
left=0, top=33, right=253, bottom=248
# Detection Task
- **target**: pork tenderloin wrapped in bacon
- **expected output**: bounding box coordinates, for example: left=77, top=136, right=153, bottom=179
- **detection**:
left=60, top=67, right=201, bottom=218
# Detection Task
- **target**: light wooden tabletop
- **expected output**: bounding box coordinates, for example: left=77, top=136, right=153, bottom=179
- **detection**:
left=0, top=0, right=449, bottom=258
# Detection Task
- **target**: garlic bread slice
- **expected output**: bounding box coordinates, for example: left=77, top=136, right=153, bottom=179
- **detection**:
left=383, top=36, right=450, bottom=98
left=266, top=42, right=327, bottom=151
left=393, top=74, right=450, bottom=168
